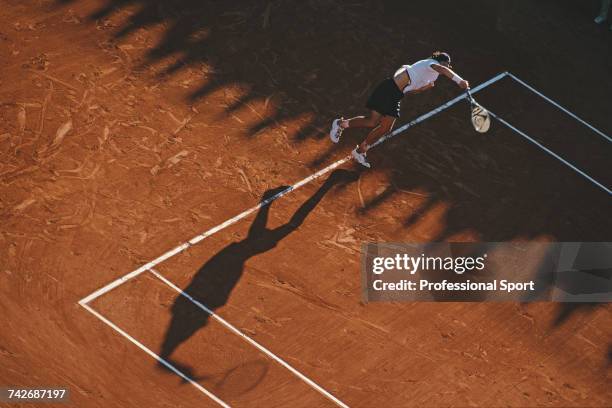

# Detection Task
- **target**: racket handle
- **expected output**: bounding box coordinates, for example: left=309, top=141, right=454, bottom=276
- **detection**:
left=465, top=88, right=475, bottom=104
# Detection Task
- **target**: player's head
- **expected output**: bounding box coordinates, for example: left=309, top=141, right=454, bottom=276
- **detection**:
left=431, top=51, right=452, bottom=68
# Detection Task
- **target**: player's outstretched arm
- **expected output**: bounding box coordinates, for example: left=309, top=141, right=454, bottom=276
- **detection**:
left=431, top=64, right=470, bottom=90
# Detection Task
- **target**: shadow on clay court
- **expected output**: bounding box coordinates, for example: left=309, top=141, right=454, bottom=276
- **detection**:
left=54, top=0, right=611, bottom=365
left=53, top=0, right=532, bottom=153
left=157, top=169, right=358, bottom=382
left=527, top=243, right=611, bottom=327
left=52, top=0, right=611, bottom=241
left=520, top=244, right=610, bottom=360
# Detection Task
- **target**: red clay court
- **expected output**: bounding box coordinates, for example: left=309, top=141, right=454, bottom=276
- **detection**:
left=1, top=1, right=611, bottom=407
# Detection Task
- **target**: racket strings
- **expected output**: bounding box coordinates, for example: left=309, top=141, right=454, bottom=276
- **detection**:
left=471, top=104, right=490, bottom=132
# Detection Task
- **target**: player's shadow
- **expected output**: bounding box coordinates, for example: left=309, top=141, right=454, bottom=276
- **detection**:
left=53, top=0, right=611, bottom=367
left=157, top=169, right=358, bottom=382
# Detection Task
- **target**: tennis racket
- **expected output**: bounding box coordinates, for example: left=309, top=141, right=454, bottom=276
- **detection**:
left=466, top=88, right=491, bottom=133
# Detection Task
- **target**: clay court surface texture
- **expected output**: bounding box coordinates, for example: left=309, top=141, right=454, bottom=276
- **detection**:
left=1, top=1, right=611, bottom=407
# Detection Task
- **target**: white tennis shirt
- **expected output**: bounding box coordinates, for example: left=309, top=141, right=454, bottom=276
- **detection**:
left=396, top=58, right=440, bottom=93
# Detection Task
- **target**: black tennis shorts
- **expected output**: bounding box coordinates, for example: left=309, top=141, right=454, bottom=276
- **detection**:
left=365, top=78, right=404, bottom=118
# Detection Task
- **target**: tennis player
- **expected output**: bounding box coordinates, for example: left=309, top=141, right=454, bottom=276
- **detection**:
left=330, top=51, right=470, bottom=168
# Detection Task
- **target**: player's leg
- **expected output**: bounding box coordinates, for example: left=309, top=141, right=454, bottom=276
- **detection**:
left=360, top=115, right=396, bottom=151
left=343, top=111, right=383, bottom=128
left=351, top=115, right=396, bottom=168
left=330, top=110, right=381, bottom=143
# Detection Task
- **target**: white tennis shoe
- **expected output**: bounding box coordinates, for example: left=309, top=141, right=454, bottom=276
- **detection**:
left=329, top=118, right=344, bottom=143
left=351, top=146, right=370, bottom=168
left=594, top=15, right=606, bottom=24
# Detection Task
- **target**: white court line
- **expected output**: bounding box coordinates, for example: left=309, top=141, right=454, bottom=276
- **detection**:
left=147, top=268, right=349, bottom=408
left=77, top=73, right=506, bottom=407
left=507, top=73, right=612, bottom=143
left=77, top=70, right=611, bottom=406
left=485, top=108, right=612, bottom=195
left=78, top=157, right=350, bottom=305
left=79, top=303, right=231, bottom=408
left=78, top=72, right=508, bottom=306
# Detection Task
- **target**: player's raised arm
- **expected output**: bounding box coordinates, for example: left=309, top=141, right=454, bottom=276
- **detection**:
left=431, top=63, right=470, bottom=90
